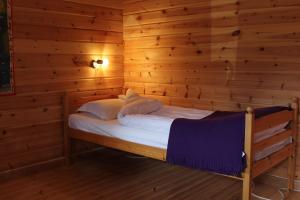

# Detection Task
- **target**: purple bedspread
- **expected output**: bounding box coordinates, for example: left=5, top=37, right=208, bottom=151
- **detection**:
left=166, top=106, right=289, bottom=176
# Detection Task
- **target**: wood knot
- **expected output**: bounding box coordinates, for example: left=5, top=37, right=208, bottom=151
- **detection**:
left=232, top=30, right=241, bottom=37
left=196, top=50, right=202, bottom=54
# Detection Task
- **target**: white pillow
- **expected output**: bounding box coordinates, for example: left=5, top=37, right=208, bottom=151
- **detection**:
left=126, top=88, right=139, bottom=97
left=118, top=98, right=163, bottom=118
left=78, top=99, right=124, bottom=120
left=118, top=88, right=141, bottom=104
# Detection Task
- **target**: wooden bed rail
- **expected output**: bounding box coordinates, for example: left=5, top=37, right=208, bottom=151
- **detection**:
left=254, top=110, right=293, bottom=134
left=70, top=129, right=167, bottom=161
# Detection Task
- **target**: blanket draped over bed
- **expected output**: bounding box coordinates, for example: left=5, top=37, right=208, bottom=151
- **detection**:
left=166, top=106, right=289, bottom=176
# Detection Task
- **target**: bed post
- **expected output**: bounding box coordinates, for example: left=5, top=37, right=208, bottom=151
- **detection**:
left=288, top=97, right=299, bottom=192
left=63, top=92, right=71, bottom=165
left=243, top=107, right=254, bottom=200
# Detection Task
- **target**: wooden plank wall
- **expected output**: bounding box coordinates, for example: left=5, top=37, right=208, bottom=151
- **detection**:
left=0, top=0, right=123, bottom=173
left=123, top=0, right=300, bottom=178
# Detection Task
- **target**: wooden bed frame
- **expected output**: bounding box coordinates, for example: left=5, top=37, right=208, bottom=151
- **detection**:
left=63, top=90, right=299, bottom=200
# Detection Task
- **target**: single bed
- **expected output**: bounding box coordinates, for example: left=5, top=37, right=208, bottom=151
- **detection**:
left=69, top=112, right=290, bottom=162
left=64, top=90, right=299, bottom=200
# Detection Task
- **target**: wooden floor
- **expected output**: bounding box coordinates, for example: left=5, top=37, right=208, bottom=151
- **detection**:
left=1, top=149, right=300, bottom=200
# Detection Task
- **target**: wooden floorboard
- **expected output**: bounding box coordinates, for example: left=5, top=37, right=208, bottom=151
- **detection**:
left=1, top=149, right=300, bottom=200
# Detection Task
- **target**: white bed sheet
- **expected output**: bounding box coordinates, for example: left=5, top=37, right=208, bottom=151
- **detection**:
left=69, top=112, right=291, bottom=162
left=69, top=113, right=169, bottom=149
left=118, top=105, right=288, bottom=143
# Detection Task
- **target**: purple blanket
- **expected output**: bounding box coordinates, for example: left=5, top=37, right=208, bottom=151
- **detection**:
left=166, top=106, right=289, bottom=176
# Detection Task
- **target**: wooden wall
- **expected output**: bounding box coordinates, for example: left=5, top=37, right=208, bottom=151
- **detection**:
left=123, top=0, right=300, bottom=178
left=0, top=0, right=123, bottom=173
left=1, top=0, right=300, bottom=181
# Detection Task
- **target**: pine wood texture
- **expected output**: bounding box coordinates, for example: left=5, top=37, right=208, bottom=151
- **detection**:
left=0, top=0, right=123, bottom=173
left=123, top=0, right=300, bottom=178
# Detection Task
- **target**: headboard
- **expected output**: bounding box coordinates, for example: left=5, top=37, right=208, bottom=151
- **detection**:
left=64, top=88, right=123, bottom=118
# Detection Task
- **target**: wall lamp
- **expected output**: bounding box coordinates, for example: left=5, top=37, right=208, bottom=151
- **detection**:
left=92, top=59, right=109, bottom=69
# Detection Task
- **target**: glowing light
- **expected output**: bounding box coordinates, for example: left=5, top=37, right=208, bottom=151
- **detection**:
left=102, top=58, right=109, bottom=69
left=92, top=58, right=109, bottom=69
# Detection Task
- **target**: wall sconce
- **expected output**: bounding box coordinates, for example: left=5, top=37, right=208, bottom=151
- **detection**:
left=92, top=59, right=103, bottom=68
left=92, top=59, right=109, bottom=69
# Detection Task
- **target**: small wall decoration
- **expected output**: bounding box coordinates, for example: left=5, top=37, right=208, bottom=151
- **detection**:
left=0, top=0, right=14, bottom=94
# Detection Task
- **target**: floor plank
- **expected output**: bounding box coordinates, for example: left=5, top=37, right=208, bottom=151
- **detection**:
left=1, top=149, right=300, bottom=200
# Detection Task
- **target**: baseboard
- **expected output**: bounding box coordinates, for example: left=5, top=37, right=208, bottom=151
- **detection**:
left=0, top=147, right=105, bottom=180
left=0, top=157, right=65, bottom=180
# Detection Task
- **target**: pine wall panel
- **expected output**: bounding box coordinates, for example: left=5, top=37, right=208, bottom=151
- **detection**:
left=123, top=0, right=300, bottom=178
left=2, top=0, right=300, bottom=181
left=0, top=0, right=123, bottom=173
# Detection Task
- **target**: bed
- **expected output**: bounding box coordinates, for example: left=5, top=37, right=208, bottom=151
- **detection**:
left=64, top=90, right=299, bottom=200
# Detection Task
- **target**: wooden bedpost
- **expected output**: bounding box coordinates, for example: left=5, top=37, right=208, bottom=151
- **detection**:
left=63, top=92, right=71, bottom=165
left=288, top=97, right=299, bottom=192
left=243, top=107, right=254, bottom=200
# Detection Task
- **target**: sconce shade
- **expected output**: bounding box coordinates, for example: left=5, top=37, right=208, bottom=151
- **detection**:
left=92, top=59, right=103, bottom=68
left=95, top=60, right=103, bottom=65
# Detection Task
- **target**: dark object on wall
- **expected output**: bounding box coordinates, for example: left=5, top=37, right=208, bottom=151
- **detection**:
left=0, top=0, right=14, bottom=95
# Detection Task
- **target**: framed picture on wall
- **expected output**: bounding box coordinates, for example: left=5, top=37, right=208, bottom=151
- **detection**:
left=0, top=0, right=14, bottom=95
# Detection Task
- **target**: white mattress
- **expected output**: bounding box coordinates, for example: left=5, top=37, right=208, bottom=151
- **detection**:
left=69, top=113, right=169, bottom=149
left=69, top=112, right=290, bottom=162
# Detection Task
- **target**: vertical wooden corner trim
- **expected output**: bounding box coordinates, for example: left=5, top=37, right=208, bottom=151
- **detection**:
left=63, top=92, right=71, bottom=165
left=243, top=107, right=254, bottom=200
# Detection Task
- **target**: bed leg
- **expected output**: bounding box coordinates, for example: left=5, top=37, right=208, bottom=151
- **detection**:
left=64, top=132, right=71, bottom=165
left=288, top=98, right=299, bottom=194
left=243, top=107, right=254, bottom=200
left=287, top=155, right=295, bottom=197
left=63, top=119, right=71, bottom=165
left=63, top=92, right=71, bottom=165
left=242, top=176, right=251, bottom=200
